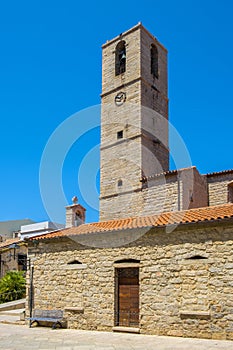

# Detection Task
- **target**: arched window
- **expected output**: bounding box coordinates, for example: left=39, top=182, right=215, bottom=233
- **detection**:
left=67, top=260, right=82, bottom=265
left=186, top=255, right=208, bottom=260
left=74, top=210, right=84, bottom=226
left=114, top=258, right=140, bottom=264
left=151, top=44, right=158, bottom=78
left=115, top=41, right=126, bottom=76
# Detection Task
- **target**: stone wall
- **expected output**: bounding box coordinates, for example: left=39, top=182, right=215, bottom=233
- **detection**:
left=99, top=172, right=179, bottom=220
left=180, top=167, right=208, bottom=210
left=99, top=167, right=209, bottom=221
left=27, top=222, right=233, bottom=340
left=207, top=172, right=233, bottom=206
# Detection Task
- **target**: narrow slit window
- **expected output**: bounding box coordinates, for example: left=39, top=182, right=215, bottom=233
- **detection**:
left=228, top=182, right=233, bottom=203
left=118, top=180, right=123, bottom=187
left=117, top=130, right=123, bottom=139
left=151, top=44, right=158, bottom=78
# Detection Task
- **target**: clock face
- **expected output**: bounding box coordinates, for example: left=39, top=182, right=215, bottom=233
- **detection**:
left=115, top=92, right=126, bottom=106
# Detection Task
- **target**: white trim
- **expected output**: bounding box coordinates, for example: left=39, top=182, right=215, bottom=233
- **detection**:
left=63, top=264, right=87, bottom=270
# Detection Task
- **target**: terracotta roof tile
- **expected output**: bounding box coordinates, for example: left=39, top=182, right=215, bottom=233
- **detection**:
left=142, top=168, right=233, bottom=182
left=30, top=204, right=233, bottom=242
left=0, top=237, right=21, bottom=249
left=206, top=169, right=233, bottom=177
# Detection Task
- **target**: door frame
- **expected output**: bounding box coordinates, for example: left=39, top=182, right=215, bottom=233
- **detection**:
left=114, top=262, right=140, bottom=328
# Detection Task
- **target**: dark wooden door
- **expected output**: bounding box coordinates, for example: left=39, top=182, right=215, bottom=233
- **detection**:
left=117, top=268, right=139, bottom=327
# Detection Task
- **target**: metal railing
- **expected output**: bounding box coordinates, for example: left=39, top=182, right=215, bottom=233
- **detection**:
left=115, top=310, right=139, bottom=327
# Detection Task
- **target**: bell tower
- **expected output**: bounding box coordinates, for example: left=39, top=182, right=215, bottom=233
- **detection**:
left=100, top=23, right=169, bottom=221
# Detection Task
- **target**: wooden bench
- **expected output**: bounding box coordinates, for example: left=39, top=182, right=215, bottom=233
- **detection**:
left=28, top=309, right=64, bottom=329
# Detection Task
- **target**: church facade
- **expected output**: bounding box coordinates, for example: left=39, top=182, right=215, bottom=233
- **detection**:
left=26, top=24, right=233, bottom=340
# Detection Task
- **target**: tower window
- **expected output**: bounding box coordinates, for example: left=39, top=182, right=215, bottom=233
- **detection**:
left=115, top=41, right=126, bottom=76
left=151, top=44, right=158, bottom=78
left=117, top=130, right=123, bottom=139
left=118, top=179, right=123, bottom=187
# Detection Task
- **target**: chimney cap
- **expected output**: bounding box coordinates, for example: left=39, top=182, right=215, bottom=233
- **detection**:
left=72, top=196, right=78, bottom=204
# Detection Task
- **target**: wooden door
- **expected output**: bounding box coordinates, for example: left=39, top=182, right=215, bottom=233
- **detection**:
left=117, top=268, right=139, bottom=327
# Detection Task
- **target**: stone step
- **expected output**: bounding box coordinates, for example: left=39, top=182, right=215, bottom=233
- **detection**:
left=0, top=308, right=25, bottom=316
left=0, top=308, right=25, bottom=325
left=0, top=298, right=26, bottom=312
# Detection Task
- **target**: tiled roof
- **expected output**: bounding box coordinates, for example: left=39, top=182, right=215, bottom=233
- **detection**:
left=206, top=169, right=233, bottom=177
left=141, top=168, right=178, bottom=182
left=31, top=204, right=233, bottom=241
left=0, top=238, right=21, bottom=249
left=141, top=166, right=202, bottom=182
left=142, top=167, right=233, bottom=182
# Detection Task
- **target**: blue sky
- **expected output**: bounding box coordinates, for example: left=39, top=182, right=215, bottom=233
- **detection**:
left=0, top=0, right=232, bottom=224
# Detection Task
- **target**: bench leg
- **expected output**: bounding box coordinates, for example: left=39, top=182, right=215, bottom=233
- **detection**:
left=52, top=321, right=62, bottom=330
left=30, top=320, right=39, bottom=328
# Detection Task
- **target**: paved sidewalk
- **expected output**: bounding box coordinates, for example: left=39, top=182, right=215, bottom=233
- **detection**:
left=0, top=323, right=232, bottom=350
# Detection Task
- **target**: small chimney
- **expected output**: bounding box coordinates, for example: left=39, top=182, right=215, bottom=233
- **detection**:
left=65, top=197, right=86, bottom=228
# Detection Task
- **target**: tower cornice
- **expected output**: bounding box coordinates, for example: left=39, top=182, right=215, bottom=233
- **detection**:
left=102, top=22, right=167, bottom=53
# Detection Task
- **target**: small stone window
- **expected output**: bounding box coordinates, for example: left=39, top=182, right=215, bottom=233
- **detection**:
left=186, top=255, right=207, bottom=260
left=67, top=260, right=82, bottom=265
left=118, top=179, right=123, bottom=187
left=117, top=130, right=123, bottom=139
left=18, top=254, right=27, bottom=271
left=65, top=260, right=87, bottom=270
left=115, top=41, right=126, bottom=76
left=189, top=190, right=194, bottom=202
left=228, top=182, right=233, bottom=203
left=151, top=44, right=158, bottom=78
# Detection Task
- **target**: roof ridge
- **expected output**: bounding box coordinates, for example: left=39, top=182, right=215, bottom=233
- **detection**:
left=28, top=203, right=233, bottom=242
left=206, top=169, right=233, bottom=177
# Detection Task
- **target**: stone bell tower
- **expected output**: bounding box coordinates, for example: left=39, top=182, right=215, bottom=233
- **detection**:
left=66, top=196, right=86, bottom=228
left=99, top=23, right=169, bottom=221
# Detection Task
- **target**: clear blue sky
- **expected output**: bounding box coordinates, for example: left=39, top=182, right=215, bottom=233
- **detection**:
left=0, top=0, right=232, bottom=224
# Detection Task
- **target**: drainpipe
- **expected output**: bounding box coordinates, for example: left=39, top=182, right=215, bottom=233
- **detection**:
left=29, top=263, right=34, bottom=327
left=177, top=171, right=181, bottom=211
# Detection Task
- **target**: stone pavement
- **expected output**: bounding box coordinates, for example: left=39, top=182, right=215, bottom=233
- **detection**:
left=0, top=323, right=233, bottom=350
